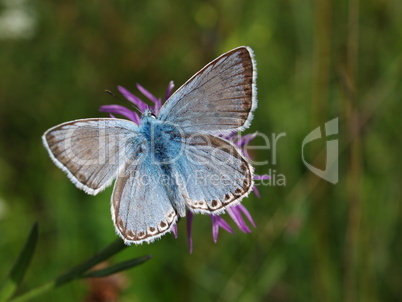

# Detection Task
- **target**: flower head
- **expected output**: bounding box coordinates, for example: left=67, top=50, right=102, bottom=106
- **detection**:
left=100, top=83, right=269, bottom=252
left=100, top=82, right=173, bottom=122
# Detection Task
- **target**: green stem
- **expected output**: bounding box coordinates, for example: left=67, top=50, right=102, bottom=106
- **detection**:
left=9, top=282, right=55, bottom=302
left=10, top=239, right=127, bottom=302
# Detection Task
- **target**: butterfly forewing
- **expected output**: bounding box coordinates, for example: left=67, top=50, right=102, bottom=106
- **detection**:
left=158, top=46, right=257, bottom=135
left=42, top=118, right=142, bottom=195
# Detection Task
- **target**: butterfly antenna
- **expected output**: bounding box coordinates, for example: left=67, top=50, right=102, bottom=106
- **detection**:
left=105, top=89, right=141, bottom=114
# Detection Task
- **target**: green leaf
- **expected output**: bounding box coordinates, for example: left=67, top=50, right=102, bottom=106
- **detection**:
left=82, top=255, right=152, bottom=278
left=55, top=238, right=128, bottom=286
left=0, top=223, right=39, bottom=302
left=8, top=239, right=134, bottom=302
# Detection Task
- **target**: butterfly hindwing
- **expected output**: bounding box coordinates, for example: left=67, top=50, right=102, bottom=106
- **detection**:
left=158, top=46, right=257, bottom=135
left=173, top=134, right=254, bottom=214
left=111, top=159, right=178, bottom=244
left=42, top=118, right=142, bottom=195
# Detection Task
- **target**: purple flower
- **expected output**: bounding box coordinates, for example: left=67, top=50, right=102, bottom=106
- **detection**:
left=99, top=82, right=171, bottom=120
left=100, top=83, right=269, bottom=252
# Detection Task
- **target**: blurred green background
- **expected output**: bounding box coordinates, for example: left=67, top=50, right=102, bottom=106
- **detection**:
left=1, top=0, right=401, bottom=301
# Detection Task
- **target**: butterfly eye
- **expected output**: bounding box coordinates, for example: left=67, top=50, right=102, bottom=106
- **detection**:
left=150, top=113, right=157, bottom=119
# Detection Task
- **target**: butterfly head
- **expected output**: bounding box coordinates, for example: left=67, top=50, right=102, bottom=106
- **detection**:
left=142, top=109, right=157, bottom=119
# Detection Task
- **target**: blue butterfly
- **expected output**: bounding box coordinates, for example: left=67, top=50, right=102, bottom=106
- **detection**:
left=42, top=46, right=257, bottom=244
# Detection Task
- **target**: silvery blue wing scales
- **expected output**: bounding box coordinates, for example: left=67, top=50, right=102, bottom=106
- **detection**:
left=42, top=46, right=257, bottom=244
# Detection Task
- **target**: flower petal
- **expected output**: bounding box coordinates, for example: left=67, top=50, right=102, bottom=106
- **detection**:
left=236, top=204, right=256, bottom=228
left=254, top=174, right=270, bottom=180
left=211, top=215, right=234, bottom=243
left=221, top=131, right=238, bottom=141
left=99, top=105, right=140, bottom=124
left=227, top=206, right=251, bottom=233
left=253, top=186, right=261, bottom=198
left=172, top=224, right=178, bottom=238
left=253, top=174, right=270, bottom=197
left=186, top=210, right=193, bottom=254
left=165, top=81, right=175, bottom=101
left=235, top=133, right=258, bottom=158
left=118, top=86, right=148, bottom=112
left=136, top=84, right=160, bottom=105
left=235, top=132, right=258, bottom=147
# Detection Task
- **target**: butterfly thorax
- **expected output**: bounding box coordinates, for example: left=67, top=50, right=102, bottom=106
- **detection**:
left=139, top=115, right=182, bottom=167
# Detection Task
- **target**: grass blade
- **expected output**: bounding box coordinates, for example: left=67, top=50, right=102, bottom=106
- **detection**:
left=0, top=223, right=39, bottom=301
left=82, top=255, right=152, bottom=278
